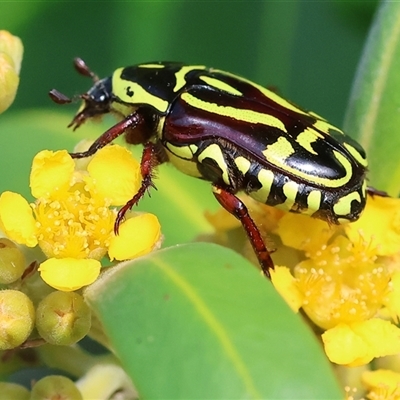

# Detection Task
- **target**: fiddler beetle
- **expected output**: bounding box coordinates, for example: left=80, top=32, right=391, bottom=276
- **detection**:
left=49, top=58, right=371, bottom=278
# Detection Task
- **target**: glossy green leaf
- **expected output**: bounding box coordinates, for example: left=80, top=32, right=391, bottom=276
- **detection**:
left=343, top=1, right=400, bottom=195
left=85, top=243, right=342, bottom=399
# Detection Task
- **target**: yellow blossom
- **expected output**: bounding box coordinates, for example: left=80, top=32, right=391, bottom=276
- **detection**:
left=0, top=191, right=38, bottom=247
left=362, top=369, right=400, bottom=399
left=30, top=150, right=75, bottom=198
left=39, top=258, right=101, bottom=292
left=0, top=31, right=23, bottom=114
left=345, top=195, right=400, bottom=256
left=322, top=319, right=400, bottom=366
left=270, top=266, right=303, bottom=312
left=0, top=145, right=162, bottom=291
left=108, top=213, right=162, bottom=261
left=274, top=212, right=337, bottom=255
left=383, top=271, right=400, bottom=323
left=243, top=194, right=400, bottom=368
left=86, top=145, right=141, bottom=206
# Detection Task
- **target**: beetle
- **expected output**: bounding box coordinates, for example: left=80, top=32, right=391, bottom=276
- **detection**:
left=49, top=58, right=369, bottom=278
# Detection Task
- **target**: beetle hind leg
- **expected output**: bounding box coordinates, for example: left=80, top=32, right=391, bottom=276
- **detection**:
left=212, top=186, right=274, bottom=278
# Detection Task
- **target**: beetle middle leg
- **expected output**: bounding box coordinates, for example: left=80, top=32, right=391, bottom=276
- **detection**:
left=114, top=141, right=162, bottom=233
left=212, top=186, right=274, bottom=278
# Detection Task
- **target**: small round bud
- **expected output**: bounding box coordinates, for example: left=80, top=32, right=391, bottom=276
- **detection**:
left=0, top=382, right=29, bottom=400
left=0, top=238, right=26, bottom=284
left=0, top=289, right=35, bottom=350
left=36, top=291, right=91, bottom=345
left=30, top=375, right=83, bottom=400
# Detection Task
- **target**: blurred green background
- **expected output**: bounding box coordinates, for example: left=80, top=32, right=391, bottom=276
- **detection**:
left=3, top=2, right=376, bottom=119
left=0, top=1, right=378, bottom=244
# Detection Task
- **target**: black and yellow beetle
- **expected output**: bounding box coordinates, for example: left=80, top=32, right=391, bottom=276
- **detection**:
left=50, top=58, right=369, bottom=278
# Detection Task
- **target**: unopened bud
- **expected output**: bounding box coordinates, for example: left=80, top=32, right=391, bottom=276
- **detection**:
left=0, top=289, right=35, bottom=349
left=36, top=291, right=91, bottom=345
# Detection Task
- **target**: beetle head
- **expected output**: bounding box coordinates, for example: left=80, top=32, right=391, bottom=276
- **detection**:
left=49, top=58, right=112, bottom=130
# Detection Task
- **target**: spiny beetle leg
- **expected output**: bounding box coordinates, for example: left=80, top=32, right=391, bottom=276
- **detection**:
left=70, top=113, right=144, bottom=159
left=212, top=186, right=274, bottom=279
left=114, top=142, right=160, bottom=234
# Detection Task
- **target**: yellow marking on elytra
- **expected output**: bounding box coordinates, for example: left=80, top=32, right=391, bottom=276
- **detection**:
left=314, top=119, right=344, bottom=136
left=344, top=143, right=368, bottom=167
left=333, top=191, right=361, bottom=217
left=234, top=156, right=251, bottom=175
left=189, top=144, right=198, bottom=154
left=173, top=65, right=206, bottom=93
left=251, top=169, right=274, bottom=203
left=182, top=93, right=286, bottom=131
left=305, top=190, right=322, bottom=214
left=281, top=181, right=299, bottom=211
left=165, top=143, right=194, bottom=160
left=113, top=69, right=169, bottom=112
left=262, top=136, right=295, bottom=163
left=198, top=143, right=230, bottom=185
left=262, top=147, right=352, bottom=188
left=165, top=148, right=202, bottom=178
left=199, top=76, right=242, bottom=96
left=138, top=63, right=165, bottom=68
left=153, top=257, right=262, bottom=399
left=296, top=128, right=323, bottom=155
left=213, top=69, right=309, bottom=117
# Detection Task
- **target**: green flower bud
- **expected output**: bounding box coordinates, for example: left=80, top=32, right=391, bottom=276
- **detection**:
left=0, top=289, right=35, bottom=350
left=30, top=375, right=83, bottom=400
left=0, top=382, right=29, bottom=400
left=0, top=238, right=26, bottom=284
left=36, top=291, right=91, bottom=345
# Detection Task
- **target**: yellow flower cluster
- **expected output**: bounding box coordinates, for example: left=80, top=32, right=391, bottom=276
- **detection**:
left=269, top=195, right=400, bottom=367
left=0, top=145, right=162, bottom=291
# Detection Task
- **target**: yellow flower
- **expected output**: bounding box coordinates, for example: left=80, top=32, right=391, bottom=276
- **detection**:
left=362, top=369, right=400, bottom=399
left=257, top=195, right=400, bottom=367
left=0, top=145, right=162, bottom=291
left=0, top=30, right=23, bottom=114
left=345, top=195, right=400, bottom=256
left=108, top=213, right=162, bottom=261
left=322, top=319, right=400, bottom=366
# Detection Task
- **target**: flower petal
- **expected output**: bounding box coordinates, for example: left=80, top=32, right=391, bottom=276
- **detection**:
left=108, top=213, right=161, bottom=261
left=39, top=258, right=101, bottom=291
left=270, top=266, right=303, bottom=312
left=345, top=195, right=400, bottom=256
left=30, top=150, right=75, bottom=198
left=362, top=369, right=400, bottom=395
left=87, top=145, right=141, bottom=206
left=0, top=191, right=37, bottom=247
left=322, top=319, right=400, bottom=366
left=275, top=213, right=336, bottom=253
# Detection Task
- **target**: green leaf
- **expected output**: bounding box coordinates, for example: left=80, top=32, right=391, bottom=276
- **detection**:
left=343, top=1, right=400, bottom=195
left=85, top=243, right=342, bottom=399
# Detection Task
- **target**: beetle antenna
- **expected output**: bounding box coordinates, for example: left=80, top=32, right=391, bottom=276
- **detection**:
left=73, top=57, right=99, bottom=83
left=48, top=89, right=73, bottom=104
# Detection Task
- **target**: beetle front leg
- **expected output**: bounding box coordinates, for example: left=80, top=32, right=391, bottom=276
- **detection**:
left=212, top=186, right=274, bottom=279
left=70, top=112, right=145, bottom=159
left=114, top=142, right=161, bottom=234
